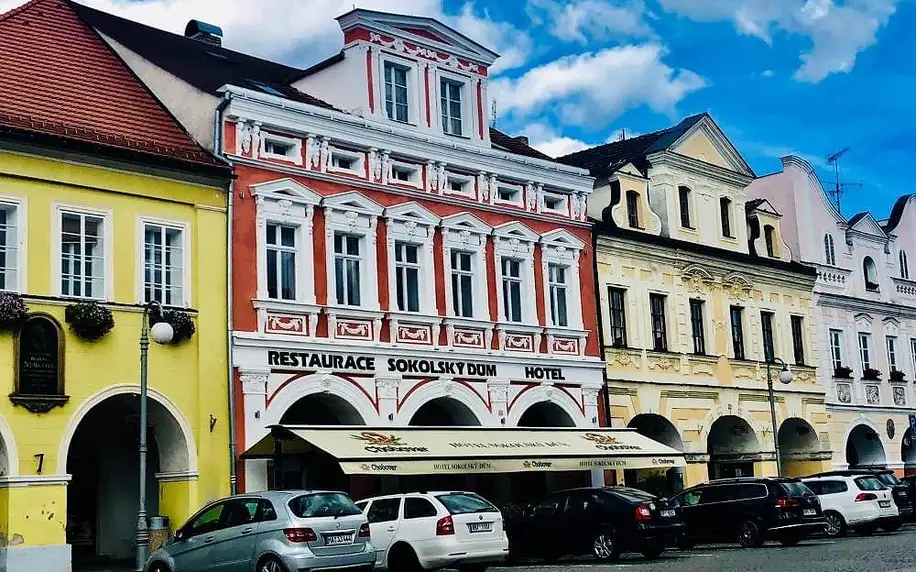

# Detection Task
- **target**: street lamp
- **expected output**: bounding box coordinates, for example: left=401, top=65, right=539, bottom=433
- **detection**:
left=136, top=301, right=174, bottom=572
left=765, top=356, right=794, bottom=477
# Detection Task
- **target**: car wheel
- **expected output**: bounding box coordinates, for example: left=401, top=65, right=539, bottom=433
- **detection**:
left=592, top=528, right=620, bottom=562
left=737, top=520, right=764, bottom=548
left=147, top=564, right=170, bottom=572
left=823, top=511, right=847, bottom=538
left=388, top=543, right=421, bottom=572
left=256, top=556, right=288, bottom=572
left=778, top=535, right=802, bottom=547
left=642, top=545, right=665, bottom=559
left=881, top=518, right=902, bottom=532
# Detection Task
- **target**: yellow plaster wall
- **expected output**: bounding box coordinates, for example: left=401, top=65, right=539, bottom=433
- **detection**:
left=673, top=132, right=730, bottom=169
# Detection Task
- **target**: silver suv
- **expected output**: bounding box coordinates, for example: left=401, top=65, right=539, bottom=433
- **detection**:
left=145, top=490, right=375, bottom=572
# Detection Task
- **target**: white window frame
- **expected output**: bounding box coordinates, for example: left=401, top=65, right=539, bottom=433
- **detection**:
left=378, top=55, right=419, bottom=126
left=136, top=216, right=191, bottom=307
left=493, top=222, right=539, bottom=326
left=859, top=332, right=872, bottom=371
left=0, top=196, right=26, bottom=293
left=323, top=192, right=383, bottom=312
left=327, top=147, right=366, bottom=176
left=494, top=181, right=524, bottom=207
left=436, top=70, right=469, bottom=137
left=541, top=229, right=585, bottom=331
left=384, top=202, right=439, bottom=315
left=388, top=160, right=422, bottom=188
left=251, top=179, right=320, bottom=305
left=333, top=232, right=364, bottom=307
left=887, top=335, right=899, bottom=372
left=441, top=213, right=491, bottom=322
left=443, top=172, right=475, bottom=199
left=829, top=329, right=844, bottom=369
left=259, top=132, right=302, bottom=165
left=53, top=204, right=113, bottom=300
left=265, top=222, right=300, bottom=302
left=547, top=262, right=570, bottom=328
left=540, top=192, right=569, bottom=216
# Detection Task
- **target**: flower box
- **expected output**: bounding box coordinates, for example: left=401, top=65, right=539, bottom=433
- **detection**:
left=863, top=368, right=883, bottom=381
left=890, top=369, right=907, bottom=382
left=834, top=366, right=853, bottom=379
left=65, top=301, right=114, bottom=341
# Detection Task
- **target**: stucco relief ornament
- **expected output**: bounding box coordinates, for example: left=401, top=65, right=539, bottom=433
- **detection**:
left=427, top=163, right=439, bottom=192
left=249, top=124, right=261, bottom=159
left=477, top=173, right=490, bottom=203
left=866, top=385, right=880, bottom=405
left=435, top=163, right=447, bottom=192
left=237, top=121, right=252, bottom=155
left=368, top=149, right=381, bottom=181
left=577, top=194, right=588, bottom=221
left=525, top=183, right=537, bottom=211
left=570, top=194, right=582, bottom=220
left=308, top=136, right=320, bottom=169
left=837, top=384, right=852, bottom=404
left=381, top=152, right=392, bottom=185
left=319, top=138, right=330, bottom=171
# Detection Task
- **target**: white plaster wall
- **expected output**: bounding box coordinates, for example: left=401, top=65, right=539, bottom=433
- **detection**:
left=293, top=48, right=367, bottom=115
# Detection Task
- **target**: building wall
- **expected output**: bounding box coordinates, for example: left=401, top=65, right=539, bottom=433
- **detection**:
left=0, top=149, right=228, bottom=568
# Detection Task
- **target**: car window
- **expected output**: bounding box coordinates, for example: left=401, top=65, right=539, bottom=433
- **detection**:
left=533, top=497, right=561, bottom=516
left=187, top=502, right=225, bottom=536
left=877, top=473, right=902, bottom=486
left=355, top=501, right=368, bottom=512
left=288, top=493, right=361, bottom=518
left=699, top=486, right=729, bottom=503
left=404, top=498, right=438, bottom=519
left=855, top=476, right=886, bottom=491
left=435, top=493, right=498, bottom=515
left=679, top=489, right=703, bottom=506
left=821, top=480, right=848, bottom=495
left=258, top=499, right=277, bottom=521
left=804, top=481, right=822, bottom=495
left=780, top=481, right=813, bottom=496
left=221, top=499, right=260, bottom=528
left=733, top=484, right=768, bottom=500
left=367, top=498, right=401, bottom=523
left=610, top=488, right=657, bottom=503
left=563, top=492, right=590, bottom=516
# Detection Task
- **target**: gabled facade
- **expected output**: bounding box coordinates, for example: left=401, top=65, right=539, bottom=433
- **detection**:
left=748, top=157, right=916, bottom=475
left=561, top=115, right=828, bottom=492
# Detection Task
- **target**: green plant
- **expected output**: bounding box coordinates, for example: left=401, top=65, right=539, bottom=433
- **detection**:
left=0, top=291, right=27, bottom=330
left=65, top=301, right=114, bottom=341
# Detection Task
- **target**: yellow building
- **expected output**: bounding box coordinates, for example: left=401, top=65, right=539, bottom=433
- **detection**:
left=560, top=114, right=832, bottom=491
left=0, top=1, right=232, bottom=569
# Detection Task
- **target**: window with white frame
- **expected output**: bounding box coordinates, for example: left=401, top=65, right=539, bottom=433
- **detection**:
left=451, top=250, right=474, bottom=318
left=548, top=263, right=568, bottom=327
left=60, top=210, right=105, bottom=298
left=0, top=203, right=19, bottom=291
left=384, top=62, right=409, bottom=123
left=441, top=213, right=491, bottom=321
left=911, top=338, right=916, bottom=374
left=824, top=234, right=836, bottom=266
left=495, top=184, right=523, bottom=206
left=334, top=233, right=362, bottom=306
left=440, top=77, right=463, bottom=135
left=501, top=258, right=523, bottom=322
left=328, top=148, right=364, bottom=175
left=542, top=193, right=568, bottom=214
left=859, top=332, right=872, bottom=370
left=389, top=162, right=421, bottom=187
left=887, top=335, right=898, bottom=372
left=384, top=202, right=439, bottom=316
left=394, top=241, right=420, bottom=312
left=829, top=329, right=844, bottom=369
left=265, top=222, right=297, bottom=301
left=143, top=222, right=184, bottom=305
left=493, top=222, right=538, bottom=325
left=444, top=173, right=474, bottom=197
left=901, top=250, right=910, bottom=279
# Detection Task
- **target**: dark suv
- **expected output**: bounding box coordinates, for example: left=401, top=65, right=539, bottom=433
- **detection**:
left=673, top=477, right=825, bottom=548
left=809, top=469, right=912, bottom=528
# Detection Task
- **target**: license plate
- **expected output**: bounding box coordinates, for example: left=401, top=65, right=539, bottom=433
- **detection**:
left=468, top=522, right=493, bottom=533
left=880, top=500, right=892, bottom=508
left=803, top=509, right=816, bottom=516
left=324, top=534, right=352, bottom=546
left=661, top=509, right=676, bottom=518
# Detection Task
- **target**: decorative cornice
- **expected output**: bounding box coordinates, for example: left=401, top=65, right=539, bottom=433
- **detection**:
left=0, top=474, right=71, bottom=488
left=155, top=470, right=200, bottom=483
left=648, top=151, right=754, bottom=188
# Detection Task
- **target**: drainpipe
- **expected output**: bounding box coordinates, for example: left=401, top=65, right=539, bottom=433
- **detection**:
left=590, top=224, right=612, bottom=428
left=214, top=92, right=238, bottom=494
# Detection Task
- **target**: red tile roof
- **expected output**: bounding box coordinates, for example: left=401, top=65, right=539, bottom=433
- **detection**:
left=0, top=0, right=224, bottom=169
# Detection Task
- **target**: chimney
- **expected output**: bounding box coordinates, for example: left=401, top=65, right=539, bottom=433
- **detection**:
left=184, top=19, right=223, bottom=46
left=514, top=135, right=530, bottom=146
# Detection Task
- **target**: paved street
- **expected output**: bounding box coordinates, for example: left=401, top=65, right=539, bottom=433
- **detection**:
left=489, top=526, right=916, bottom=572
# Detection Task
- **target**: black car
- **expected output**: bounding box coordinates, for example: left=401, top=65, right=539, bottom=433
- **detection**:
left=673, top=477, right=825, bottom=548
left=506, top=487, right=685, bottom=562
left=809, top=469, right=912, bottom=528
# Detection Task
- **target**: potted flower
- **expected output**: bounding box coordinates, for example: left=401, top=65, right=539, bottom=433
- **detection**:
left=0, top=291, right=27, bottom=331
left=151, top=307, right=195, bottom=344
left=834, top=365, right=853, bottom=379
left=890, top=369, right=907, bottom=382
left=863, top=368, right=883, bottom=381
left=65, top=301, right=115, bottom=341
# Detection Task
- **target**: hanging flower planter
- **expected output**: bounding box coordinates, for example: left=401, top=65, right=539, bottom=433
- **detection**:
left=0, top=292, right=27, bottom=331
left=151, top=307, right=195, bottom=344
left=833, top=365, right=853, bottom=379
left=890, top=369, right=906, bottom=382
left=65, top=301, right=115, bottom=341
left=863, top=368, right=883, bottom=381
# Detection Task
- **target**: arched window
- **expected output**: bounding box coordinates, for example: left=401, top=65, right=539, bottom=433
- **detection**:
left=900, top=250, right=909, bottom=280
left=864, top=256, right=879, bottom=291
left=764, top=225, right=777, bottom=257
left=720, top=197, right=733, bottom=238
left=678, top=186, right=692, bottom=228
left=824, top=234, right=836, bottom=266
left=625, top=190, right=640, bottom=229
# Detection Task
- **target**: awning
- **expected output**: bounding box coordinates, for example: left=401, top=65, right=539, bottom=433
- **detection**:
left=244, top=425, right=685, bottom=475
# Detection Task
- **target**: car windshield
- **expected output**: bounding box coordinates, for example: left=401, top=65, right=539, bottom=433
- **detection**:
left=435, top=493, right=498, bottom=515
left=877, top=473, right=901, bottom=486
left=856, top=476, right=887, bottom=491
left=288, top=493, right=362, bottom=518
left=608, top=488, right=657, bottom=503
left=780, top=481, right=813, bottom=496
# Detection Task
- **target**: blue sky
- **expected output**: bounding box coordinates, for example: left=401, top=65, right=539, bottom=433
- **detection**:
left=3, top=0, right=910, bottom=218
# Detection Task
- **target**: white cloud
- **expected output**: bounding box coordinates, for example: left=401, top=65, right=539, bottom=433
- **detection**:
left=527, top=0, right=654, bottom=43
left=447, top=3, right=531, bottom=73
left=523, top=123, right=591, bottom=157
left=656, top=0, right=898, bottom=82
left=490, top=44, right=706, bottom=128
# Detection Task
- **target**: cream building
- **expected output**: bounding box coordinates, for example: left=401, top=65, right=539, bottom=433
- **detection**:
left=560, top=115, right=831, bottom=491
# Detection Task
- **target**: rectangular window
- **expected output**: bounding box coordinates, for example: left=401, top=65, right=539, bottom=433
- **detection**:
left=0, top=205, right=19, bottom=290
left=887, top=336, right=898, bottom=372
left=649, top=293, right=667, bottom=352
left=829, top=329, right=844, bottom=369
left=760, top=311, right=775, bottom=362
left=501, top=258, right=523, bottom=323
left=607, top=287, right=627, bottom=347
left=334, top=233, right=361, bottom=306
left=679, top=187, right=692, bottom=228
left=548, top=263, right=568, bottom=327
left=143, top=223, right=184, bottom=305
left=266, top=223, right=296, bottom=301
left=720, top=197, right=733, bottom=237
left=626, top=191, right=640, bottom=228
left=496, top=185, right=521, bottom=205
left=384, top=62, right=409, bottom=122
left=331, top=154, right=354, bottom=171
left=450, top=250, right=473, bottom=318
left=394, top=241, right=420, bottom=313
left=859, top=333, right=871, bottom=371
left=440, top=78, right=463, bottom=135
left=911, top=339, right=916, bottom=375
left=264, top=139, right=292, bottom=157
left=60, top=211, right=105, bottom=298
left=791, top=315, right=805, bottom=365
left=730, top=306, right=745, bottom=360
left=689, top=299, right=705, bottom=355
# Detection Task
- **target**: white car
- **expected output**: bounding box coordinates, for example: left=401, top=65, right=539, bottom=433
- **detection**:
left=802, top=475, right=898, bottom=537
left=355, top=491, right=509, bottom=571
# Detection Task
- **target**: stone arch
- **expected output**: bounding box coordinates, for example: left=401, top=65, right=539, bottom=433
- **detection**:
left=395, top=381, right=490, bottom=426
left=846, top=423, right=887, bottom=468
left=263, top=373, right=380, bottom=427
left=57, top=384, right=196, bottom=475
left=281, top=393, right=364, bottom=425
left=409, top=397, right=481, bottom=426
left=0, top=413, right=19, bottom=478
left=778, top=417, right=821, bottom=457
left=517, top=402, right=576, bottom=428
left=507, top=386, right=586, bottom=428
left=707, top=415, right=760, bottom=456
left=628, top=413, right=684, bottom=451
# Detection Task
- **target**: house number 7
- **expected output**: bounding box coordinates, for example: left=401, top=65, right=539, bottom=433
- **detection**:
left=34, top=453, right=44, bottom=474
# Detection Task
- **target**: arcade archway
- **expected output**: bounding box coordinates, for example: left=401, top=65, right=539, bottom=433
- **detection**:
left=518, top=401, right=576, bottom=427
left=626, top=414, right=685, bottom=495
left=846, top=424, right=886, bottom=469
left=510, top=401, right=581, bottom=503
left=778, top=418, right=822, bottom=477
left=707, top=415, right=760, bottom=479
left=409, top=397, right=481, bottom=426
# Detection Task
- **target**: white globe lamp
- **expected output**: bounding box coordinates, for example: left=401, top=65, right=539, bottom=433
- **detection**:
left=150, top=321, right=174, bottom=345
left=778, top=365, right=794, bottom=385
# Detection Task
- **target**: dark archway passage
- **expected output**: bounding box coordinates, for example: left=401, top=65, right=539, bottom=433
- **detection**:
left=626, top=414, right=685, bottom=495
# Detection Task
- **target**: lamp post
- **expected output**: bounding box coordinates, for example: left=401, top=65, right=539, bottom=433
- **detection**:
left=136, top=301, right=174, bottom=572
left=765, top=356, right=794, bottom=477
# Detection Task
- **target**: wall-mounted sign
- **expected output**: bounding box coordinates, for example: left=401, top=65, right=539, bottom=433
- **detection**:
left=11, top=314, right=69, bottom=413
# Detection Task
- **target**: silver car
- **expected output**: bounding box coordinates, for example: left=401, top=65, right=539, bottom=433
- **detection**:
left=145, top=490, right=375, bottom=572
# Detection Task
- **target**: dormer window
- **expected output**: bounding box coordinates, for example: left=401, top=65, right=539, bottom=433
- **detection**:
left=678, top=186, right=693, bottom=228
left=384, top=62, right=409, bottom=123
left=824, top=234, right=836, bottom=266
left=332, top=155, right=353, bottom=170
left=900, top=250, right=909, bottom=279
left=764, top=225, right=776, bottom=257
left=720, top=197, right=733, bottom=238
left=495, top=184, right=523, bottom=206
left=444, top=174, right=473, bottom=197
left=626, top=191, right=640, bottom=228
left=542, top=193, right=568, bottom=214
left=440, top=78, right=463, bottom=136
left=864, top=256, right=879, bottom=291
left=327, top=147, right=364, bottom=176
left=264, top=140, right=291, bottom=157
left=390, top=162, right=421, bottom=187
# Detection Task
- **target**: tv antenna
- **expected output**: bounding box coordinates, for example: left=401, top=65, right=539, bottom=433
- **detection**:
left=491, top=98, right=498, bottom=128
left=825, top=147, right=862, bottom=214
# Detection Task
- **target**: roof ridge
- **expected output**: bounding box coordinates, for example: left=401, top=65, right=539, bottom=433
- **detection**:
left=0, top=0, right=53, bottom=23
